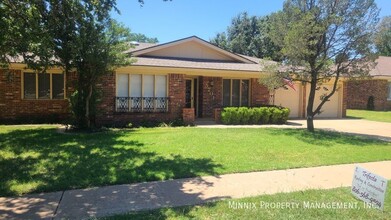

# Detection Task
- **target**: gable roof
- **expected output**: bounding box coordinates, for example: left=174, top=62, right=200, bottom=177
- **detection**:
left=129, top=36, right=256, bottom=64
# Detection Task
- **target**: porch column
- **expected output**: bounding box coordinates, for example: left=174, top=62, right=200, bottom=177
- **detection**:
left=199, top=76, right=222, bottom=118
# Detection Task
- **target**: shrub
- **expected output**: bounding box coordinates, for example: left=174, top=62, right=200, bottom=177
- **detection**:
left=221, top=106, right=290, bottom=125
left=367, top=96, right=375, bottom=110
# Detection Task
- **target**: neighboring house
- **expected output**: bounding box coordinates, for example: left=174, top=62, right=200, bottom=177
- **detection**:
left=0, top=36, right=346, bottom=125
left=346, top=56, right=391, bottom=111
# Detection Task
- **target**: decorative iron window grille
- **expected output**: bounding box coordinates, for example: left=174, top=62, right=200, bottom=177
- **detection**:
left=116, top=97, right=169, bottom=112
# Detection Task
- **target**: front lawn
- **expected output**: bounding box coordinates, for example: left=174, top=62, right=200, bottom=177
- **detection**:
left=1, top=125, right=391, bottom=196
left=107, top=186, right=391, bottom=220
left=347, top=109, right=391, bottom=123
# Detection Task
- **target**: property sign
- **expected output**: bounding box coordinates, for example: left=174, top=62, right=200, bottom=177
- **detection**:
left=351, top=166, right=388, bottom=210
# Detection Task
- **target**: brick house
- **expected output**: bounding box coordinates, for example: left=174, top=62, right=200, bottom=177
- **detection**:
left=0, top=36, right=346, bottom=125
left=346, top=56, right=391, bottom=111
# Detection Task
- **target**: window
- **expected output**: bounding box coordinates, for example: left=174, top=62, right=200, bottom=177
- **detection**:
left=52, top=74, right=65, bottom=99
left=23, top=73, right=36, bottom=99
left=223, top=79, right=250, bottom=107
left=388, top=82, right=391, bottom=100
left=23, top=72, right=65, bottom=100
left=38, top=74, right=50, bottom=99
left=116, top=74, right=168, bottom=112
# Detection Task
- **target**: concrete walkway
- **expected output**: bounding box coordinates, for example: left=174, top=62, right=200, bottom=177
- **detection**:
left=1, top=161, right=390, bottom=219
left=196, top=119, right=391, bottom=141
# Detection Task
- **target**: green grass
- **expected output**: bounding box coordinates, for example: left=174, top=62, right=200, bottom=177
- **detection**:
left=347, top=109, right=391, bottom=123
left=105, top=186, right=391, bottom=220
left=1, top=125, right=391, bottom=196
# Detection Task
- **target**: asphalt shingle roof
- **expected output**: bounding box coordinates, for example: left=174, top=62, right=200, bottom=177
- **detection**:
left=370, top=56, right=391, bottom=77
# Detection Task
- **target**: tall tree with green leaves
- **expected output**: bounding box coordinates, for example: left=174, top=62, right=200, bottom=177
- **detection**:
left=0, top=0, right=133, bottom=128
left=374, top=16, right=391, bottom=56
left=210, top=12, right=282, bottom=61
left=130, top=33, right=159, bottom=43
left=266, top=0, right=379, bottom=132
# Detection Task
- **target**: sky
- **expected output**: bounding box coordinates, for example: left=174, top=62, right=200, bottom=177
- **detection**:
left=111, top=0, right=391, bottom=44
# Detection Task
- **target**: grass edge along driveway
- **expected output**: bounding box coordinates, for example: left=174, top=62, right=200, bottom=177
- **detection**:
left=347, top=109, right=391, bottom=123
left=1, top=125, right=390, bottom=196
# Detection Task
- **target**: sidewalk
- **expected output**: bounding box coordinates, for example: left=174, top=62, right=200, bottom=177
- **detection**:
left=1, top=161, right=391, bottom=219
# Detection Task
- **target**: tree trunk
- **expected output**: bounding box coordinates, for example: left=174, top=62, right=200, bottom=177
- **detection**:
left=307, top=115, right=314, bottom=132
left=85, top=84, right=93, bottom=128
left=306, top=79, right=317, bottom=132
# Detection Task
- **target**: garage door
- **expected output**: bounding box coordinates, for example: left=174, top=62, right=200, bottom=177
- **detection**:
left=274, top=83, right=301, bottom=118
left=306, top=84, right=341, bottom=118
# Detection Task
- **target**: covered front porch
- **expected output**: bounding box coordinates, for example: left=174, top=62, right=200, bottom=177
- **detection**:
left=181, top=75, right=270, bottom=124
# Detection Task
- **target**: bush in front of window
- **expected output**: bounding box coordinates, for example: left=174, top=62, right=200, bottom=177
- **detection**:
left=221, top=106, right=290, bottom=125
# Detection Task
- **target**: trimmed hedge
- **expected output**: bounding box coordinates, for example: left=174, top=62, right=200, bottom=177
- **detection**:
left=221, top=107, right=290, bottom=125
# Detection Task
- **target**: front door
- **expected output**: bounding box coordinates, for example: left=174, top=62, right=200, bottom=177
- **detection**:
left=185, top=78, right=198, bottom=116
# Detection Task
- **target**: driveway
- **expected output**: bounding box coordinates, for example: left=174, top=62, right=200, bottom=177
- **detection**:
left=291, top=119, right=391, bottom=141
left=196, top=119, right=391, bottom=141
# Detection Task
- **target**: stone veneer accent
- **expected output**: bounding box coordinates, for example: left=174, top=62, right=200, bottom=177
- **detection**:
left=346, top=79, right=388, bottom=111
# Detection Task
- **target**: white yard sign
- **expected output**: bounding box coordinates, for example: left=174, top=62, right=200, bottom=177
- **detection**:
left=351, top=166, right=388, bottom=210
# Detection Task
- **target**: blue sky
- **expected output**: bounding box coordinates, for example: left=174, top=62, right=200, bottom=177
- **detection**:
left=111, top=0, right=391, bottom=43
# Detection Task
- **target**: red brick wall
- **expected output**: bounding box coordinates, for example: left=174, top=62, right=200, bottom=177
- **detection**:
left=95, top=73, right=186, bottom=126
left=346, top=79, right=388, bottom=111
left=0, top=69, right=72, bottom=123
left=1, top=70, right=187, bottom=125
left=199, top=76, right=223, bottom=118
left=168, top=74, right=186, bottom=119
left=251, top=78, right=269, bottom=106
left=94, top=72, right=116, bottom=125
left=182, top=108, right=195, bottom=125
left=1, top=70, right=275, bottom=125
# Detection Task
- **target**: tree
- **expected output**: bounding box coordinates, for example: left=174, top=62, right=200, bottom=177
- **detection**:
left=210, top=12, right=282, bottom=61
left=49, top=1, right=133, bottom=128
left=210, top=33, right=230, bottom=51
left=69, top=20, right=133, bottom=128
left=130, top=33, right=159, bottom=43
left=374, top=16, right=391, bottom=56
left=0, top=0, right=133, bottom=128
left=266, top=0, right=379, bottom=132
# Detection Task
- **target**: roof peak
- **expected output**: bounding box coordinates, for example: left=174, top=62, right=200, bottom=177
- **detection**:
left=130, top=35, right=256, bottom=64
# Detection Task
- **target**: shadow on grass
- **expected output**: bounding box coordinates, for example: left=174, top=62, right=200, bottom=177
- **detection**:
left=345, top=116, right=363, bottom=120
left=0, top=127, right=222, bottom=197
left=103, top=202, right=219, bottom=220
left=267, top=128, right=388, bottom=147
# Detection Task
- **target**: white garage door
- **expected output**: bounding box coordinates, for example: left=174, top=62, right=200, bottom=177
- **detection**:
left=274, top=83, right=301, bottom=118
left=306, top=84, right=341, bottom=118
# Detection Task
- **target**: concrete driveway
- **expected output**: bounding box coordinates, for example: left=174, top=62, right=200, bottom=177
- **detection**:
left=196, top=119, right=391, bottom=141
left=289, top=119, right=391, bottom=141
